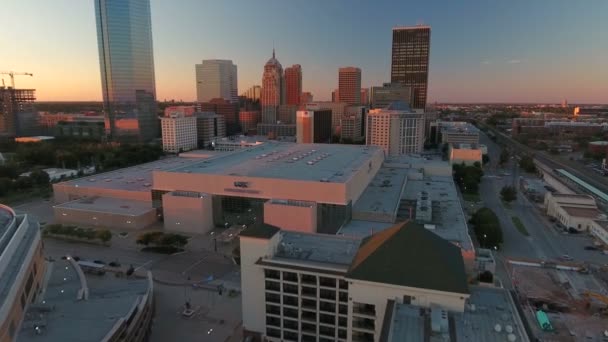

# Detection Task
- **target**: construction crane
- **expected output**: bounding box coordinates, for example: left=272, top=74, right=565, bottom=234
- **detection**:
left=582, top=290, right=608, bottom=314
left=0, top=71, right=33, bottom=88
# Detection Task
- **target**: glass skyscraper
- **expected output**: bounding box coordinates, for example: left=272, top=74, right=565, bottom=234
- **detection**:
left=95, top=0, right=158, bottom=142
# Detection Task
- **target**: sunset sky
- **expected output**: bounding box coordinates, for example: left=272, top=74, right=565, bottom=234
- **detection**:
left=2, top=0, right=607, bottom=103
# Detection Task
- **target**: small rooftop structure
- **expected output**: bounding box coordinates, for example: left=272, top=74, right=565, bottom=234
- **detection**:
left=273, top=231, right=362, bottom=269
left=14, top=136, right=55, bottom=143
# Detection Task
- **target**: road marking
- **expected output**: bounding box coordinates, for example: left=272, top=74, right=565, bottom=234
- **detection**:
left=181, top=256, right=209, bottom=275
left=135, top=259, right=154, bottom=272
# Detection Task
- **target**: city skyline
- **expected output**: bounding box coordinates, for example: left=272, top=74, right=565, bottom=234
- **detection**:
left=2, top=0, right=608, bottom=103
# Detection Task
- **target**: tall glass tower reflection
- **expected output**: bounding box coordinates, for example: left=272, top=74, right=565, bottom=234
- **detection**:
left=95, top=0, right=158, bottom=142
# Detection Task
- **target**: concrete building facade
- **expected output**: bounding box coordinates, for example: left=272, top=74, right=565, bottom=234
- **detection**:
left=369, top=83, right=412, bottom=109
left=366, top=102, right=424, bottom=155
left=161, top=113, right=197, bottom=153
left=0, top=204, right=45, bottom=342
left=239, top=221, right=470, bottom=342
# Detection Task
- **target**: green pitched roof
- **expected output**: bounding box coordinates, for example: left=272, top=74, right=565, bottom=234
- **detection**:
left=239, top=223, right=280, bottom=239
left=347, top=221, right=469, bottom=294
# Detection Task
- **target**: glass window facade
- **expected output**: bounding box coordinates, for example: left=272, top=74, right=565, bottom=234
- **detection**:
left=95, top=0, right=158, bottom=142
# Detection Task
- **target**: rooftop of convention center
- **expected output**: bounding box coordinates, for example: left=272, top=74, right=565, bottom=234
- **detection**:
left=165, top=142, right=383, bottom=182
left=18, top=259, right=150, bottom=342
left=57, top=157, right=202, bottom=192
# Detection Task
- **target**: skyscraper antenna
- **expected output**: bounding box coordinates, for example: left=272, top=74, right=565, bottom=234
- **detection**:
left=272, top=41, right=275, bottom=59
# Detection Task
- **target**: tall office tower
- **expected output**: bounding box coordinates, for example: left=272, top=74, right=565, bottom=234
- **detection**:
left=195, top=112, right=226, bottom=148
left=241, top=85, right=262, bottom=101
left=95, top=0, right=158, bottom=142
left=261, top=49, right=284, bottom=123
left=0, top=87, right=36, bottom=137
left=195, top=60, right=238, bottom=103
left=161, top=113, right=197, bottom=153
left=338, top=67, right=362, bottom=106
left=296, top=109, right=332, bottom=144
left=331, top=89, right=339, bottom=102
left=360, top=88, right=369, bottom=106
left=370, top=83, right=413, bottom=109
left=366, top=101, right=424, bottom=155
left=284, top=65, right=302, bottom=106
left=391, top=25, right=431, bottom=111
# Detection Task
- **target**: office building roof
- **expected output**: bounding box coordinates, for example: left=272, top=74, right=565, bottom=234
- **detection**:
left=54, top=196, right=155, bottom=216
left=439, top=121, right=480, bottom=134
left=401, top=176, right=473, bottom=251
left=240, top=223, right=280, bottom=239
left=18, top=260, right=150, bottom=342
left=386, top=287, right=526, bottom=342
left=561, top=206, right=604, bottom=219
left=272, top=231, right=362, bottom=269
left=347, top=221, right=469, bottom=294
left=352, top=166, right=409, bottom=219
left=167, top=142, right=383, bottom=182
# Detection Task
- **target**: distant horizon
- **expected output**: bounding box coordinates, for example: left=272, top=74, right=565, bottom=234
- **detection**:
left=3, top=0, right=608, bottom=103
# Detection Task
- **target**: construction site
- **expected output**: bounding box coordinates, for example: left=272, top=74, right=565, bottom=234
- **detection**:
left=0, top=71, right=35, bottom=137
left=508, top=260, right=608, bottom=341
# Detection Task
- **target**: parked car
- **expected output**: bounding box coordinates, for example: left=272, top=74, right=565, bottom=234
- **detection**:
left=560, top=254, right=574, bottom=261
left=93, top=260, right=105, bottom=265
left=585, top=246, right=599, bottom=251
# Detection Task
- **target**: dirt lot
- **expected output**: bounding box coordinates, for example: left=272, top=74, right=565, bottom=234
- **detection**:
left=511, top=264, right=608, bottom=341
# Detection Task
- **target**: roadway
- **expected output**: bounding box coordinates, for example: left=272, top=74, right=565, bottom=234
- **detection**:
left=477, top=131, right=608, bottom=290
left=489, top=126, right=608, bottom=196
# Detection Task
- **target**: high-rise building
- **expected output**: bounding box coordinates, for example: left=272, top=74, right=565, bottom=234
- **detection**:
left=360, top=88, right=369, bottom=106
left=331, top=89, right=339, bottom=103
left=163, top=105, right=196, bottom=117
left=341, top=105, right=367, bottom=142
left=195, top=60, right=238, bottom=104
left=370, top=83, right=413, bottom=109
left=366, top=101, right=424, bottom=155
left=296, top=109, right=332, bottom=144
left=338, top=67, right=361, bottom=106
left=241, top=85, right=262, bottom=102
left=161, top=113, right=197, bottom=153
left=277, top=105, right=298, bottom=124
left=0, top=87, right=36, bottom=137
left=261, top=49, right=284, bottom=124
left=95, top=0, right=158, bottom=142
left=284, top=65, right=302, bottom=106
left=195, top=112, right=226, bottom=148
left=198, top=98, right=238, bottom=134
left=239, top=110, right=261, bottom=134
left=306, top=102, right=346, bottom=134
left=391, top=25, right=431, bottom=110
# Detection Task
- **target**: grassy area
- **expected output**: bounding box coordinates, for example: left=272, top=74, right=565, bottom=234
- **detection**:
left=463, top=193, right=481, bottom=202
left=511, top=216, right=530, bottom=236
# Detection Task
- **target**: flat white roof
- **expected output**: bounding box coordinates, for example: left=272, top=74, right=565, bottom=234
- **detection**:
left=168, top=142, right=383, bottom=183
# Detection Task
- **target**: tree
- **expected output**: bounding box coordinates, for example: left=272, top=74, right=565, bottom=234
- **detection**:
left=136, top=231, right=164, bottom=246
left=500, top=185, right=517, bottom=203
left=453, top=163, right=484, bottom=194
left=0, top=178, right=13, bottom=196
left=499, top=149, right=510, bottom=165
left=482, top=155, right=490, bottom=165
left=469, top=207, right=503, bottom=249
left=29, top=169, right=50, bottom=186
left=96, top=230, right=112, bottom=243
left=519, top=155, right=537, bottom=173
